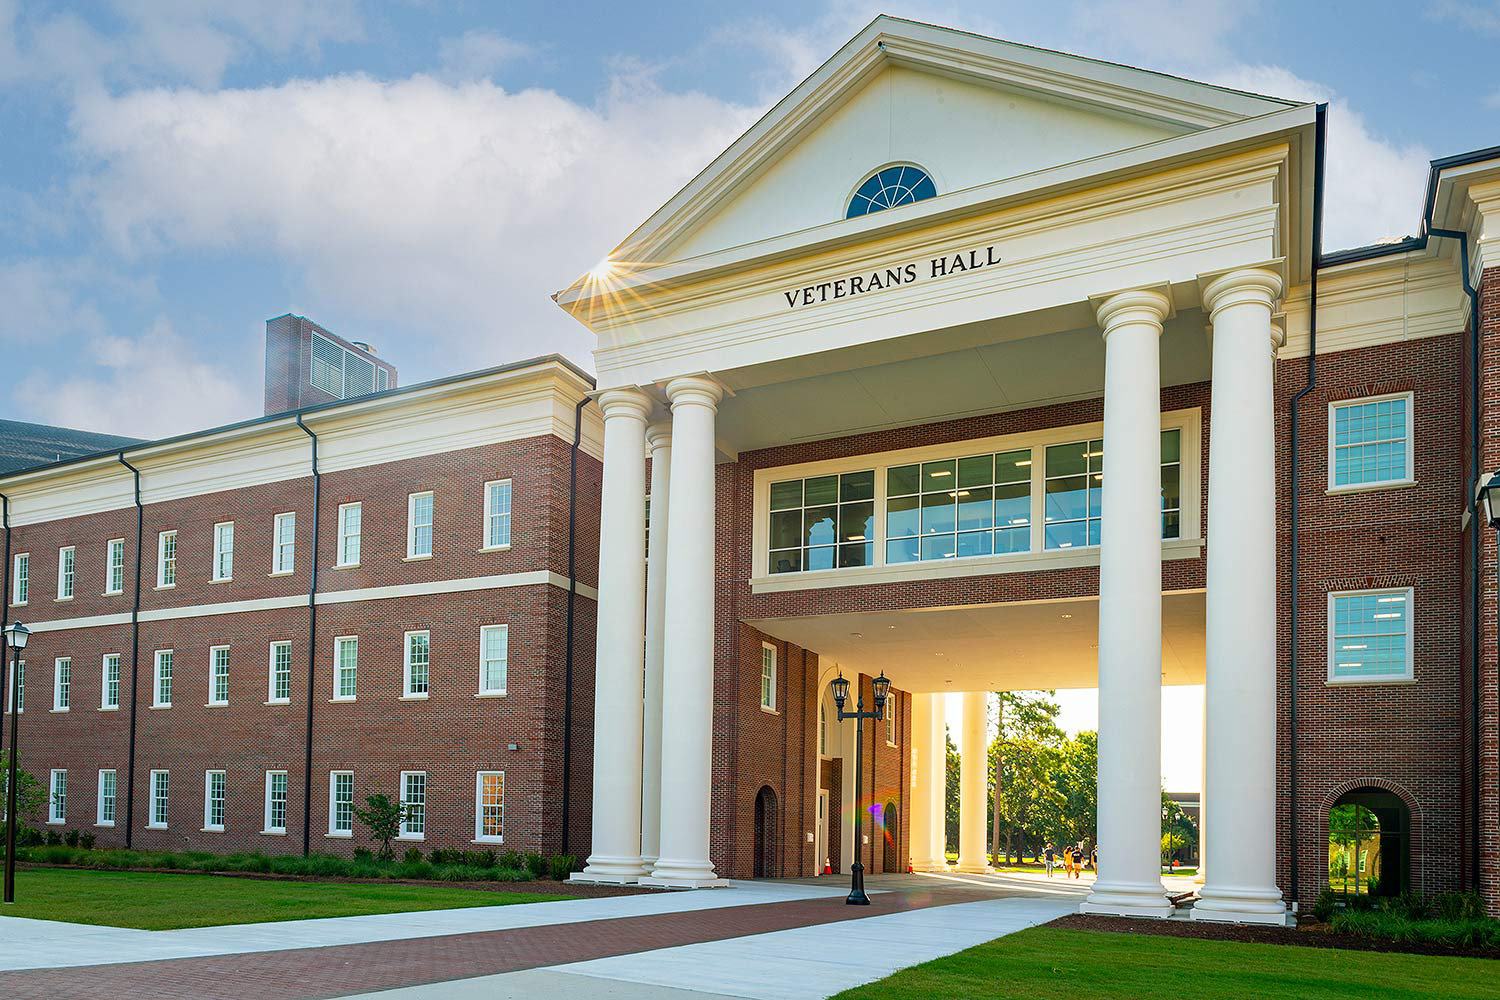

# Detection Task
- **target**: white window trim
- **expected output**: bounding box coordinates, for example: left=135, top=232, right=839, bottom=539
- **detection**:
left=398, top=770, right=426, bottom=840
left=48, top=769, right=66, bottom=825
left=748, top=408, right=1203, bottom=593
left=56, top=545, right=74, bottom=600
left=473, top=770, right=504, bottom=844
left=477, top=625, right=507, bottom=697
left=148, top=770, right=169, bottom=829
left=101, top=653, right=121, bottom=711
left=10, top=660, right=21, bottom=714
left=406, top=491, right=434, bottom=560
left=481, top=479, right=513, bottom=551
left=267, top=641, right=292, bottom=705
left=336, top=502, right=362, bottom=568
left=203, top=770, right=226, bottom=832
left=11, top=552, right=27, bottom=607
left=328, top=770, right=354, bottom=838
left=1327, top=392, right=1416, bottom=494
left=52, top=656, right=69, bottom=713
left=1326, top=587, right=1416, bottom=686
left=885, top=697, right=897, bottom=747
left=271, top=512, right=296, bottom=575
left=152, top=649, right=173, bottom=708
left=403, top=630, right=430, bottom=700
left=212, top=521, right=235, bottom=582
left=759, top=642, right=777, bottom=714
left=96, top=769, right=116, bottom=827
left=332, top=635, right=358, bottom=702
left=105, top=538, right=125, bottom=595
left=156, top=530, right=177, bottom=589
left=208, top=645, right=230, bottom=707
left=263, top=769, right=288, bottom=835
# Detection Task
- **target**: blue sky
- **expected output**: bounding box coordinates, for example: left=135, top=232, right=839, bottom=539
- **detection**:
left=2, top=0, right=1497, bottom=439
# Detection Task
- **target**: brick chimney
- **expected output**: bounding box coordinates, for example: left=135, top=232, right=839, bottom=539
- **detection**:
left=264, top=315, right=398, bottom=415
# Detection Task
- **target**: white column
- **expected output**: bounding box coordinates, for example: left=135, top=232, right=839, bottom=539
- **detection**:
left=911, top=693, right=948, bottom=871
left=1194, top=267, right=1287, bottom=925
left=955, top=691, right=991, bottom=873
left=641, top=421, right=671, bottom=871
left=908, top=693, right=932, bottom=873
left=1081, top=288, right=1173, bottom=918
left=573, top=388, right=651, bottom=884
left=930, top=695, right=950, bottom=867
left=641, top=375, right=726, bottom=889
left=1195, top=703, right=1207, bottom=884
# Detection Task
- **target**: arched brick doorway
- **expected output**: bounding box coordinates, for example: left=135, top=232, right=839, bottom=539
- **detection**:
left=754, top=786, right=779, bottom=878
left=883, top=800, right=901, bottom=873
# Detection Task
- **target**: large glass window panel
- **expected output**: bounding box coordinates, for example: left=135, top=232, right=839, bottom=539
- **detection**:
left=1045, top=474, right=1089, bottom=522
left=887, top=465, right=919, bottom=497
left=804, top=475, right=838, bottom=506
left=767, top=470, right=876, bottom=574
left=920, top=460, right=956, bottom=492
left=920, top=491, right=956, bottom=536
left=840, top=470, right=874, bottom=502
left=1331, top=591, right=1411, bottom=681
left=994, top=525, right=1029, bottom=553
left=956, top=486, right=993, bottom=531
left=886, top=536, right=920, bottom=564
left=770, top=481, right=802, bottom=510
left=838, top=502, right=873, bottom=543
left=957, top=455, right=992, bottom=488
left=803, top=506, right=837, bottom=547
left=955, top=530, right=992, bottom=558
left=886, top=495, right=919, bottom=539
left=1333, top=397, right=1409, bottom=487
left=994, top=481, right=1029, bottom=528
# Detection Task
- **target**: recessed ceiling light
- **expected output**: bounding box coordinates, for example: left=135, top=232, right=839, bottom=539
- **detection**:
left=887, top=625, right=896, bottom=630
left=850, top=632, right=863, bottom=639
left=935, top=652, right=945, bottom=657
left=1060, top=613, right=1073, bottom=619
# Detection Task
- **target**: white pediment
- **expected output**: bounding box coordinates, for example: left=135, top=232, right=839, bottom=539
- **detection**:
left=595, top=16, right=1299, bottom=271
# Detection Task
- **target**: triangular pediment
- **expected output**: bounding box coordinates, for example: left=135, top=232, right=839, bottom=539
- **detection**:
left=591, top=16, right=1300, bottom=274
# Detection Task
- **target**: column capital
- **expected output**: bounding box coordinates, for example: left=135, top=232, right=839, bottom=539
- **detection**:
left=596, top=387, right=653, bottom=421
left=1200, top=267, right=1282, bottom=323
left=646, top=421, right=673, bottom=450
left=1092, top=287, right=1172, bottom=336
left=664, top=374, right=724, bottom=410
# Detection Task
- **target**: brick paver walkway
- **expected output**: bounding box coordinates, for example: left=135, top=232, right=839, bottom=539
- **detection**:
left=4, top=886, right=999, bottom=1000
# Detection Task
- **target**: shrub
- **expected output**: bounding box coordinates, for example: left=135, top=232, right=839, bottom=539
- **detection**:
left=463, top=850, right=496, bottom=869
left=352, top=793, right=404, bottom=861
left=548, top=855, right=577, bottom=881
left=524, top=852, right=547, bottom=879
left=500, top=850, right=524, bottom=870
left=78, top=832, right=95, bottom=850
left=43, top=830, right=61, bottom=846
left=403, top=846, right=424, bottom=865
left=1333, top=908, right=1500, bottom=950
left=1312, top=888, right=1338, bottom=922
left=1434, top=892, right=1487, bottom=922
left=38, top=844, right=74, bottom=865
left=63, top=828, right=80, bottom=848
left=17, top=827, right=42, bottom=848
left=352, top=847, right=374, bottom=864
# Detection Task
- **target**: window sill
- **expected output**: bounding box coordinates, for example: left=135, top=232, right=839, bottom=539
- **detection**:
left=760, top=705, right=779, bottom=716
left=325, top=831, right=353, bottom=839
left=99, top=705, right=118, bottom=712
left=103, top=591, right=122, bottom=597
left=201, top=827, right=224, bottom=834
left=399, top=694, right=430, bottom=701
left=1326, top=676, right=1417, bottom=687
left=47, top=819, right=65, bottom=826
left=472, top=838, right=504, bottom=846
left=886, top=741, right=898, bottom=749
left=154, top=584, right=176, bottom=591
left=268, top=570, right=295, bottom=578
left=330, top=696, right=356, bottom=704
left=96, top=821, right=114, bottom=828
left=146, top=824, right=167, bottom=830
left=209, top=577, right=232, bottom=585
left=334, top=562, right=360, bottom=570
left=261, top=830, right=287, bottom=837
left=402, top=554, right=433, bottom=563
left=1326, top=478, right=1416, bottom=496
left=395, top=834, right=425, bottom=842
left=475, top=691, right=507, bottom=699
left=478, top=544, right=511, bottom=553
left=205, top=702, right=228, bottom=709
left=54, top=596, right=73, bottom=603
left=49, top=708, right=69, bottom=714
left=10, top=603, right=26, bottom=609
left=264, top=699, right=291, bottom=706
left=149, top=704, right=171, bottom=710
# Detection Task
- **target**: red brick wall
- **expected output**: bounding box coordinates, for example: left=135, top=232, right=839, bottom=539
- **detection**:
left=1477, top=270, right=1500, bottom=913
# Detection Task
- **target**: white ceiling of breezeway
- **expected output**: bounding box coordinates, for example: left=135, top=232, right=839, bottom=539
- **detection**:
left=712, top=309, right=1212, bottom=455
left=744, top=590, right=1206, bottom=694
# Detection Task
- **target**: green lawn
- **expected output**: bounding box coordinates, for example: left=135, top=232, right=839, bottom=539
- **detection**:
left=831, top=926, right=1500, bottom=1000
left=2, top=868, right=573, bottom=930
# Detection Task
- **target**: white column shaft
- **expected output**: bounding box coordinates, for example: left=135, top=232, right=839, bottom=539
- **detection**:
left=643, top=376, right=725, bottom=889
left=908, top=692, right=933, bottom=874
left=641, top=423, right=671, bottom=869
left=955, top=691, right=991, bottom=873
left=912, top=693, right=948, bottom=871
left=930, top=695, right=949, bottom=867
left=575, top=389, right=651, bottom=883
left=1082, top=288, right=1173, bottom=918
left=1195, top=268, right=1286, bottom=925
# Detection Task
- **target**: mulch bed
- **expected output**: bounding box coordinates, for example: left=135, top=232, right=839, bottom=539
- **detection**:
left=18, top=861, right=650, bottom=898
left=1048, top=913, right=1500, bottom=961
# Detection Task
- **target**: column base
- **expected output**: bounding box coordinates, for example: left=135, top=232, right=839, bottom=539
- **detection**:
left=1192, top=884, right=1288, bottom=925
left=953, top=862, right=994, bottom=874
left=573, top=853, right=648, bottom=884
left=1081, top=881, right=1174, bottom=919
left=639, top=874, right=728, bottom=890
left=638, top=857, right=725, bottom=889
left=910, top=861, right=952, bottom=873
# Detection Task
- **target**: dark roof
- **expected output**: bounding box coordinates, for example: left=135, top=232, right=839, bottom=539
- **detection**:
left=0, top=420, right=144, bottom=476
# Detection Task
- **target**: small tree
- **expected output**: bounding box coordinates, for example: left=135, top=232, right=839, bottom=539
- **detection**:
left=0, top=751, right=47, bottom=836
left=352, top=793, right=404, bottom=861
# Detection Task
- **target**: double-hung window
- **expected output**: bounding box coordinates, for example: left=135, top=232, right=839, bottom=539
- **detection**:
left=885, top=698, right=896, bottom=746
left=204, top=770, right=226, bottom=831
left=475, top=771, right=504, bottom=843
left=404, top=631, right=430, bottom=698
left=887, top=450, right=1032, bottom=563
left=209, top=646, right=230, bottom=706
left=399, top=771, right=426, bottom=838
left=97, top=769, right=116, bottom=826
left=1330, top=394, right=1413, bottom=490
left=272, top=513, right=296, bottom=573
left=264, top=770, right=288, bottom=834
left=153, top=649, right=173, bottom=708
left=157, top=530, right=176, bottom=588
left=102, top=653, right=121, bottom=710
left=53, top=657, right=69, bottom=712
left=329, top=771, right=354, bottom=836
left=106, top=538, right=125, bottom=595
left=268, top=641, right=292, bottom=704
left=11, top=553, right=27, bottom=606
left=478, top=626, right=507, bottom=696
left=48, top=769, right=66, bottom=824
left=337, top=503, right=362, bottom=566
left=333, top=636, right=358, bottom=701
left=149, top=770, right=169, bottom=829
left=1328, top=588, right=1415, bottom=684
left=407, top=491, right=434, bottom=558
left=1043, top=439, right=1103, bottom=549
left=768, top=471, right=874, bottom=574
left=484, top=480, right=512, bottom=549
left=213, top=522, right=234, bottom=581
left=57, top=546, right=74, bottom=599
left=759, top=643, right=776, bottom=712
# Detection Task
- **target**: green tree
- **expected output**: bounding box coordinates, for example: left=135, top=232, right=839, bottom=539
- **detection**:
left=944, top=733, right=959, bottom=856
left=989, top=691, right=1067, bottom=863
left=1162, top=791, right=1198, bottom=864
left=352, top=792, right=405, bottom=861
left=1052, top=730, right=1098, bottom=850
left=0, top=751, right=46, bottom=834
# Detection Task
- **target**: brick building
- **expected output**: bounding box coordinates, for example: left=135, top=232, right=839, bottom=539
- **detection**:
left=3, top=17, right=1500, bottom=921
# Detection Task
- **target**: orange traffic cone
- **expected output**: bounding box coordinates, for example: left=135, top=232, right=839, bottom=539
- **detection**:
left=823, top=857, right=832, bottom=875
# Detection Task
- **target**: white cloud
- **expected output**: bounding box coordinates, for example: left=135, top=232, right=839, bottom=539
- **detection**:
left=436, top=29, right=532, bottom=81
left=1065, top=0, right=1255, bottom=70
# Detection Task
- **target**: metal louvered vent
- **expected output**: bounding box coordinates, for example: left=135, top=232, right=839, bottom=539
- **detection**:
left=345, top=355, right=375, bottom=397
left=376, top=368, right=389, bottom=392
left=310, top=333, right=345, bottom=396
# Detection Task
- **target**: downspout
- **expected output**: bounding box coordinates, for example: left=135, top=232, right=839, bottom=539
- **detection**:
left=118, top=454, right=144, bottom=849
left=1, top=492, right=9, bottom=756
left=1287, top=102, right=1328, bottom=905
left=1427, top=223, right=1482, bottom=890
left=295, top=415, right=321, bottom=857
left=561, top=395, right=588, bottom=857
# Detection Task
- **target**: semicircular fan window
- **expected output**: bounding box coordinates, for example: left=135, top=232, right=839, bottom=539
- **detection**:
left=846, top=165, right=937, bottom=219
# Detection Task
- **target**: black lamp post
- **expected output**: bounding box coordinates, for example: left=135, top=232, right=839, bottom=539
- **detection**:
left=832, top=668, right=890, bottom=906
left=3, top=621, right=28, bottom=905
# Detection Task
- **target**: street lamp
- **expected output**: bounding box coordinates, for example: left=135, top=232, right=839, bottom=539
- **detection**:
left=2, top=621, right=27, bottom=905
left=832, top=668, right=890, bottom=906
left=1477, top=469, right=1500, bottom=529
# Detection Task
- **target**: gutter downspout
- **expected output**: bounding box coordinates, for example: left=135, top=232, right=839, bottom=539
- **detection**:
left=1287, top=102, right=1328, bottom=905
left=118, top=454, right=144, bottom=849
left=561, top=395, right=588, bottom=857
left=296, top=416, right=321, bottom=857
left=1, top=493, right=9, bottom=756
left=1427, top=223, right=1482, bottom=890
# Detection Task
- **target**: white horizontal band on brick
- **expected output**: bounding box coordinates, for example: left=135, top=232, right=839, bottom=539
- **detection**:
left=22, top=572, right=598, bottom=634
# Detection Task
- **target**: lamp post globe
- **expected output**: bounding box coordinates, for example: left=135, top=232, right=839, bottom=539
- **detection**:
left=1478, top=469, right=1500, bottom=530
left=2, top=622, right=27, bottom=650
